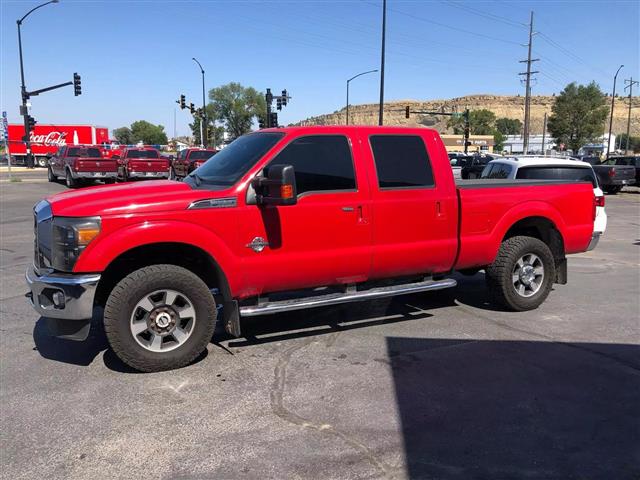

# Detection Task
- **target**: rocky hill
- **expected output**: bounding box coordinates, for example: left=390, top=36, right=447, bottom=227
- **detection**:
left=296, top=94, right=639, bottom=136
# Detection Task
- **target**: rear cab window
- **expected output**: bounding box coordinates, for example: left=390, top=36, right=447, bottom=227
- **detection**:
left=369, top=135, right=434, bottom=189
left=268, top=135, right=356, bottom=196
left=516, top=166, right=597, bottom=187
left=482, top=162, right=513, bottom=179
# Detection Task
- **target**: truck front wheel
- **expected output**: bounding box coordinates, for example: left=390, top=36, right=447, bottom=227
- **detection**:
left=485, top=236, right=555, bottom=311
left=104, top=265, right=217, bottom=372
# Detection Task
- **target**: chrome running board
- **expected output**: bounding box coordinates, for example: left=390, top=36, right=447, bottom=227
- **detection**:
left=239, top=278, right=457, bottom=317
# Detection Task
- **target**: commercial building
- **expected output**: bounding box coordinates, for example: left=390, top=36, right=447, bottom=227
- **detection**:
left=440, top=134, right=494, bottom=153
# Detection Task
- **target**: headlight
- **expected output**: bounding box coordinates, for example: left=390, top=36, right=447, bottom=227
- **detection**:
left=51, top=217, right=101, bottom=271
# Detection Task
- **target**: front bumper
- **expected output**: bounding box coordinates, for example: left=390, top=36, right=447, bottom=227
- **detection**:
left=586, top=232, right=601, bottom=251
left=25, top=265, right=100, bottom=321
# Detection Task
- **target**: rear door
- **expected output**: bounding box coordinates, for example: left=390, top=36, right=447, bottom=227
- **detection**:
left=364, top=133, right=458, bottom=278
left=240, top=133, right=372, bottom=295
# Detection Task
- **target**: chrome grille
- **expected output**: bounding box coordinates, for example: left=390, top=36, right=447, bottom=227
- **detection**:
left=33, top=201, right=53, bottom=270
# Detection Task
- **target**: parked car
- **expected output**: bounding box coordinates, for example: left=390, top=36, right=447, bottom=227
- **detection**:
left=580, top=156, right=635, bottom=194
left=170, top=148, right=217, bottom=180
left=481, top=156, right=607, bottom=235
left=115, top=147, right=170, bottom=182
left=27, top=126, right=597, bottom=372
left=47, top=145, right=118, bottom=188
left=449, top=154, right=473, bottom=179
left=608, top=156, right=640, bottom=184
left=461, top=153, right=502, bottom=179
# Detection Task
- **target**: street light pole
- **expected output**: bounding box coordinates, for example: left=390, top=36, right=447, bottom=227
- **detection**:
left=606, top=64, right=624, bottom=159
left=192, top=57, right=206, bottom=148
left=17, top=0, right=59, bottom=168
left=346, top=69, right=378, bottom=125
left=378, top=0, right=386, bottom=126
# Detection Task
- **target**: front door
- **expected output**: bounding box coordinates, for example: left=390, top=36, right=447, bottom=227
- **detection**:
left=239, top=134, right=372, bottom=297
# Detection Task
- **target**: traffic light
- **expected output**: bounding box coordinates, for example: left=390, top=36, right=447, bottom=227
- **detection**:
left=265, top=88, right=273, bottom=105
left=197, top=107, right=204, bottom=117
left=281, top=90, right=288, bottom=106
left=258, top=116, right=266, bottom=129
left=73, top=73, right=82, bottom=96
left=27, top=115, right=37, bottom=129
left=405, top=106, right=410, bottom=119
left=189, top=103, right=195, bottom=114
left=179, top=95, right=186, bottom=109
left=276, top=97, right=282, bottom=111
left=269, top=112, right=278, bottom=128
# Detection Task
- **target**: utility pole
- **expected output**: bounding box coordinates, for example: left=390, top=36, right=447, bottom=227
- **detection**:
left=624, top=77, right=638, bottom=154
left=378, top=0, right=386, bottom=126
left=519, top=11, right=538, bottom=155
left=192, top=58, right=206, bottom=147
left=541, top=111, right=547, bottom=154
left=607, top=65, right=624, bottom=158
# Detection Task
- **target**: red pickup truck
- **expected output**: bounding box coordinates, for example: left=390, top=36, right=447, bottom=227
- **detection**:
left=47, top=145, right=118, bottom=188
left=26, top=126, right=598, bottom=372
left=170, top=148, right=218, bottom=180
left=115, top=147, right=170, bottom=182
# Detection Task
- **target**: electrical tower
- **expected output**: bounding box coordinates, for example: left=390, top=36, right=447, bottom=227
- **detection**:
left=519, top=11, right=538, bottom=154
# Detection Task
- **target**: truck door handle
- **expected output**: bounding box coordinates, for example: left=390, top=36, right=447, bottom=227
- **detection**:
left=341, top=206, right=354, bottom=212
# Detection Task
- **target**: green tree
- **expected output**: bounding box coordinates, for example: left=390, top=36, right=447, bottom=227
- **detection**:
left=208, top=82, right=266, bottom=139
left=130, top=120, right=168, bottom=145
left=495, top=117, right=522, bottom=135
left=493, top=131, right=505, bottom=152
left=448, top=109, right=496, bottom=135
left=189, top=115, right=226, bottom=148
left=113, top=127, right=134, bottom=145
left=615, top=133, right=640, bottom=153
left=547, top=82, right=609, bottom=153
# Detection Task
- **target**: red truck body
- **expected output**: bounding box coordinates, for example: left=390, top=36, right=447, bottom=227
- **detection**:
left=48, top=145, right=118, bottom=187
left=116, top=147, right=170, bottom=181
left=7, top=124, right=109, bottom=166
left=27, top=126, right=597, bottom=372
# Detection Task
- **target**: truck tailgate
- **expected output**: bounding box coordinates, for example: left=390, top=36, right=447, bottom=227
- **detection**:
left=455, top=180, right=595, bottom=269
left=610, top=165, right=636, bottom=182
left=128, top=159, right=170, bottom=172
left=75, top=158, right=118, bottom=172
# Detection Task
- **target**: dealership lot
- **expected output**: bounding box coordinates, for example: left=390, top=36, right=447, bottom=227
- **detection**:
left=1, top=181, right=639, bottom=479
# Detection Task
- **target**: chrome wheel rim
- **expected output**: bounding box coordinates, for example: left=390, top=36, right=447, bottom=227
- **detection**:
left=129, top=289, right=196, bottom=352
left=512, top=253, right=544, bottom=298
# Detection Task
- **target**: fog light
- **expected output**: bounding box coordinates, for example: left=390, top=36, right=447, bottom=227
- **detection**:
left=52, top=291, right=65, bottom=308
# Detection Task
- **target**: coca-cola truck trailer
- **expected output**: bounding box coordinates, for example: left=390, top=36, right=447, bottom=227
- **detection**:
left=7, top=124, right=110, bottom=167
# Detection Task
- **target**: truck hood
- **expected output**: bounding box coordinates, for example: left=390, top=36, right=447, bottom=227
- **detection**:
left=47, top=181, right=211, bottom=217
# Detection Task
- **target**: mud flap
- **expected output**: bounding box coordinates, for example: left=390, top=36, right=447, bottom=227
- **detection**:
left=222, top=300, right=241, bottom=337
left=555, top=258, right=567, bottom=285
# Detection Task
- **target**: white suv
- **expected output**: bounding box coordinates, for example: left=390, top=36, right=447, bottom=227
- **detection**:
left=481, top=156, right=607, bottom=235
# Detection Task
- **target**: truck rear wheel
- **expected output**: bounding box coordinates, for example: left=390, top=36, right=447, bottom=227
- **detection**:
left=485, top=236, right=555, bottom=311
left=104, top=264, right=217, bottom=372
left=47, top=167, right=57, bottom=182
left=65, top=169, right=78, bottom=188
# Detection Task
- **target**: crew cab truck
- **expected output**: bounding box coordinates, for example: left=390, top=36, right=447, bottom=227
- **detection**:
left=47, top=145, right=118, bottom=188
left=26, top=126, right=598, bottom=372
left=115, top=147, right=170, bottom=182
left=170, top=148, right=218, bottom=180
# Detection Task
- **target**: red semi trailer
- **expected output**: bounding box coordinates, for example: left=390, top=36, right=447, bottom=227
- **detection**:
left=6, top=124, right=110, bottom=167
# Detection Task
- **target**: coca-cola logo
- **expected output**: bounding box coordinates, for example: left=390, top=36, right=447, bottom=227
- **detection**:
left=29, top=131, right=68, bottom=146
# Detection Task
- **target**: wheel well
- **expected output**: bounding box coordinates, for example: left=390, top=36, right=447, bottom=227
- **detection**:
left=503, top=216, right=565, bottom=261
left=94, top=242, right=231, bottom=307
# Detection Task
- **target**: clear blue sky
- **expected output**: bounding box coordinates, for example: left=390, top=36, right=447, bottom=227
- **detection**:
left=1, top=0, right=638, bottom=137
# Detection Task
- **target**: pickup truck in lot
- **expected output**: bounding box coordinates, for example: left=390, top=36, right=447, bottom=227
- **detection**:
left=115, top=147, right=170, bottom=182
left=47, top=145, right=118, bottom=188
left=26, top=126, right=598, bottom=372
left=170, top=148, right=218, bottom=180
left=582, top=156, right=636, bottom=194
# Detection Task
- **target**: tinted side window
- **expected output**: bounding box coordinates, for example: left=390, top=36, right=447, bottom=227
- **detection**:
left=370, top=135, right=434, bottom=188
left=269, top=135, right=355, bottom=195
left=516, top=166, right=596, bottom=187
left=484, top=163, right=512, bottom=178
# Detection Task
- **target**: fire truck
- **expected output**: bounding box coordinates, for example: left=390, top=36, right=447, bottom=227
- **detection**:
left=6, top=124, right=110, bottom=167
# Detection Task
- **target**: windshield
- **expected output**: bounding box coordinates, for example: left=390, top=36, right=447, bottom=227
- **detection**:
left=127, top=149, right=159, bottom=159
left=68, top=147, right=101, bottom=158
left=516, top=166, right=598, bottom=187
left=189, top=150, right=217, bottom=160
left=185, top=132, right=284, bottom=188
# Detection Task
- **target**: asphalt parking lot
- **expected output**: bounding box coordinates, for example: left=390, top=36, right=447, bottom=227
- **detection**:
left=1, top=178, right=639, bottom=480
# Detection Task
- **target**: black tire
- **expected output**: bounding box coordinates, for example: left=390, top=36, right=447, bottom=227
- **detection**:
left=47, top=167, right=57, bottom=182
left=169, top=167, right=178, bottom=181
left=485, top=235, right=555, bottom=311
left=65, top=169, right=78, bottom=188
left=104, top=264, right=217, bottom=372
left=37, top=157, right=48, bottom=168
left=604, top=186, right=622, bottom=195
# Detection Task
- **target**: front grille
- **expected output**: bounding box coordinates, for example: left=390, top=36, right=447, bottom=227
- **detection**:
left=33, top=201, right=53, bottom=270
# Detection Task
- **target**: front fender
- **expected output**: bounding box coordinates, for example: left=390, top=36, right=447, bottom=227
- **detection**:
left=73, top=219, right=240, bottom=292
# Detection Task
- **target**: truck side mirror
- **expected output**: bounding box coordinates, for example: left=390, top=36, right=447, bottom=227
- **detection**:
left=252, top=164, right=297, bottom=206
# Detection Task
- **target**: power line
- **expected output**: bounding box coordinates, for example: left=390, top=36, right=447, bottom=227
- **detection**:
left=441, top=0, right=527, bottom=28
left=537, top=31, right=609, bottom=78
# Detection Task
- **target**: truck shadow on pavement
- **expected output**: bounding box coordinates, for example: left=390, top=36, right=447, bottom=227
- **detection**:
left=387, top=336, right=640, bottom=479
